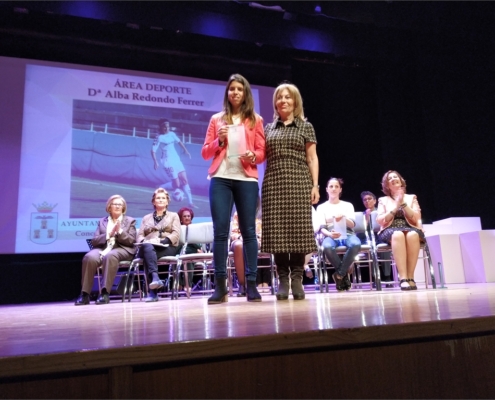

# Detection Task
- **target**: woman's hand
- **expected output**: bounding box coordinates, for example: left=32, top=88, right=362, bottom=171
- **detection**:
left=110, top=220, right=121, bottom=236
left=395, top=187, right=405, bottom=205
left=218, top=125, right=229, bottom=145
left=329, top=230, right=341, bottom=239
left=239, top=151, right=256, bottom=163
left=334, top=214, right=344, bottom=222
left=311, top=187, right=320, bottom=204
left=143, top=225, right=157, bottom=236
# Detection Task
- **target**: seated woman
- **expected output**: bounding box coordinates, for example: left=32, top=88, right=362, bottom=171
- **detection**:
left=376, top=170, right=425, bottom=291
left=137, top=188, right=181, bottom=302
left=230, top=208, right=262, bottom=296
left=75, top=194, right=137, bottom=305
left=177, top=207, right=203, bottom=295
left=316, top=177, right=361, bottom=291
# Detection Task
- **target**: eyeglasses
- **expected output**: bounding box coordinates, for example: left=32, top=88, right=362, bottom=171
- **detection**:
left=111, top=204, right=123, bottom=208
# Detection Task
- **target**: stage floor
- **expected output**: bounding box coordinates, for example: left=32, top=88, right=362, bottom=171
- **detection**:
left=1, top=283, right=495, bottom=360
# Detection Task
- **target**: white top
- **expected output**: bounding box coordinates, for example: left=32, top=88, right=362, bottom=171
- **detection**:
left=316, top=200, right=356, bottom=231
left=212, top=116, right=256, bottom=182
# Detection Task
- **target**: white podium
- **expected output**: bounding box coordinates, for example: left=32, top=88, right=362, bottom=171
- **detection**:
left=426, top=234, right=465, bottom=284
left=459, top=230, right=495, bottom=283
left=420, top=217, right=481, bottom=285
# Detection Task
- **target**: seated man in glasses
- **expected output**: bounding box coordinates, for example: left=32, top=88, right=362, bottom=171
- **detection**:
left=359, top=191, right=392, bottom=286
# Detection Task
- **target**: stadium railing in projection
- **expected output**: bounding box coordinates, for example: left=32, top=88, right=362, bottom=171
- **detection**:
left=71, top=129, right=209, bottom=193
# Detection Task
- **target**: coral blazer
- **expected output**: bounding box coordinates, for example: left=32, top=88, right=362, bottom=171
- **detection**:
left=201, top=112, right=266, bottom=179
left=376, top=194, right=423, bottom=234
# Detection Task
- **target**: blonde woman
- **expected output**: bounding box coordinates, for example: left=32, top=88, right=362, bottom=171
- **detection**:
left=137, top=188, right=181, bottom=302
left=76, top=195, right=137, bottom=305
left=261, top=82, right=319, bottom=301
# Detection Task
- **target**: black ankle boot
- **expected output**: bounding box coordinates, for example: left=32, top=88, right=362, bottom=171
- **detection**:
left=276, top=265, right=290, bottom=300
left=246, top=280, right=262, bottom=302
left=208, top=277, right=228, bottom=304
left=290, top=266, right=306, bottom=300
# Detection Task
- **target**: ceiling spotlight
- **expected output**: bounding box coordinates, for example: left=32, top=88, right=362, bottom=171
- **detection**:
left=315, top=5, right=322, bottom=13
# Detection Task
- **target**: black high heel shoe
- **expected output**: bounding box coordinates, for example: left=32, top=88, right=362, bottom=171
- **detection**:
left=407, top=278, right=418, bottom=290
left=400, top=279, right=413, bottom=291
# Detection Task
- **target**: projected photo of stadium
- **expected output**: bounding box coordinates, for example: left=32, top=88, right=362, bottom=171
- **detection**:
left=70, top=100, right=212, bottom=220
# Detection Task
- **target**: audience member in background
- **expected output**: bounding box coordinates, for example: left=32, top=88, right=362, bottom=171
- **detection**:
left=202, top=73, right=266, bottom=304
left=359, top=191, right=393, bottom=286
left=316, top=178, right=361, bottom=292
left=75, top=195, right=137, bottom=306
left=261, top=82, right=319, bottom=301
left=303, top=254, right=314, bottom=279
left=137, top=188, right=181, bottom=302
left=376, top=170, right=425, bottom=291
left=177, top=207, right=203, bottom=295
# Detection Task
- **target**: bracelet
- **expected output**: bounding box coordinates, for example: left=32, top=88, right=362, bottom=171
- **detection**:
left=219, top=140, right=225, bottom=147
left=400, top=203, right=407, bottom=208
left=313, top=185, right=319, bottom=188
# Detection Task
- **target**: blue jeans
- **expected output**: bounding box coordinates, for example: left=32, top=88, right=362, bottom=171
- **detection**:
left=209, top=177, right=259, bottom=281
left=322, top=234, right=362, bottom=277
left=138, top=243, right=178, bottom=280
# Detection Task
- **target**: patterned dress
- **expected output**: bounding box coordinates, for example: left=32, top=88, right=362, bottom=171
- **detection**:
left=377, top=208, right=426, bottom=244
left=261, top=118, right=318, bottom=254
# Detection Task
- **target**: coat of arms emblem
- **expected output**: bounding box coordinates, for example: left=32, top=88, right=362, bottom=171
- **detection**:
left=30, top=201, right=58, bottom=244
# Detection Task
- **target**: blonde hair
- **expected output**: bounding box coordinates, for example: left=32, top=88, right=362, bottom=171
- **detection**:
left=151, top=188, right=170, bottom=209
left=272, top=83, right=305, bottom=121
left=105, top=195, right=127, bottom=214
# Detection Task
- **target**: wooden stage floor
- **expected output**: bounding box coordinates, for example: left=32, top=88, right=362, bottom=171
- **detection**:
left=2, top=283, right=495, bottom=398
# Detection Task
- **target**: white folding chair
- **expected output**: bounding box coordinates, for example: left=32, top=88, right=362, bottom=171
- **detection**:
left=176, top=222, right=214, bottom=299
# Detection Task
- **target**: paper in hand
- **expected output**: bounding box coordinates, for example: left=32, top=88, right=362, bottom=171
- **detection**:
left=333, top=217, right=348, bottom=239
left=227, top=124, right=246, bottom=158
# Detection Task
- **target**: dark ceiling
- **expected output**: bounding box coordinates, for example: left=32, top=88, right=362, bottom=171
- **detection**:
left=1, top=1, right=494, bottom=41
left=1, top=1, right=493, bottom=81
